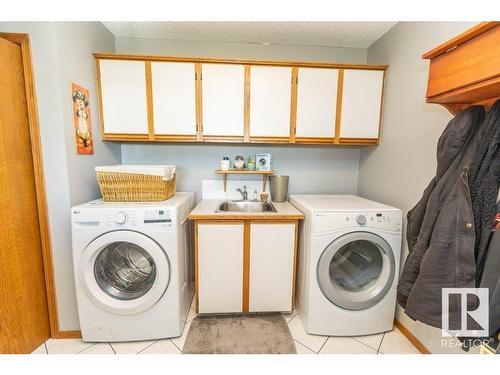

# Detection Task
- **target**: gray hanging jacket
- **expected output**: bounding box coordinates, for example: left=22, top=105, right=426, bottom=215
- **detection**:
left=467, top=101, right=500, bottom=283
left=398, top=105, right=485, bottom=328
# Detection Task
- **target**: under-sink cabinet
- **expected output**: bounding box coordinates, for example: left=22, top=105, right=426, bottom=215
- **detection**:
left=194, top=220, right=298, bottom=314
left=95, top=54, right=387, bottom=145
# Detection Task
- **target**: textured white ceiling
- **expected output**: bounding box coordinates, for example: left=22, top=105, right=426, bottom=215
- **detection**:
left=101, top=22, right=397, bottom=48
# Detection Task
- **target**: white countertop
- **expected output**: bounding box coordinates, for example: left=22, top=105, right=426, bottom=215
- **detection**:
left=188, top=199, right=304, bottom=220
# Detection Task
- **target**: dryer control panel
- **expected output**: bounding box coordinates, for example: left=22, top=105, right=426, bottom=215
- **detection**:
left=313, top=211, right=402, bottom=234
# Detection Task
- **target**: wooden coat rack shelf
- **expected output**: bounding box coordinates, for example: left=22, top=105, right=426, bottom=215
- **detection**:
left=423, top=22, right=500, bottom=114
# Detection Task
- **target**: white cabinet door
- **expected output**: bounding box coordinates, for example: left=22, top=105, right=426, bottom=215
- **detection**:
left=197, top=223, right=244, bottom=313
left=99, top=59, right=148, bottom=134
left=151, top=62, right=197, bottom=135
left=249, top=223, right=296, bottom=312
left=202, top=64, right=245, bottom=137
left=296, top=68, right=338, bottom=138
left=249, top=66, right=292, bottom=138
left=340, top=69, right=384, bottom=139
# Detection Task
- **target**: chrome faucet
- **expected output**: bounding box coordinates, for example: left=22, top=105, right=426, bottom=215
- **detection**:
left=236, top=185, right=248, bottom=200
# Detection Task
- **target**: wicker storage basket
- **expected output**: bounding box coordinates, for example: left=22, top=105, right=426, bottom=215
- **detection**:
left=96, top=171, right=176, bottom=202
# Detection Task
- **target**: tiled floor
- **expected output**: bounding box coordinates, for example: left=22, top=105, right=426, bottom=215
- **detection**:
left=32, top=297, right=420, bottom=354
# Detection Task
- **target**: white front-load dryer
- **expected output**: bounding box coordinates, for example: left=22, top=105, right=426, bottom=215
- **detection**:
left=71, top=192, right=195, bottom=342
left=290, top=194, right=402, bottom=336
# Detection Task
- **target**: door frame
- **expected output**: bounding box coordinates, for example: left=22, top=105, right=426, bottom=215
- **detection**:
left=0, top=33, right=59, bottom=338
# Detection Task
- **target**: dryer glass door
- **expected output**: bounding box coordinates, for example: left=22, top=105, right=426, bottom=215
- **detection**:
left=317, top=232, right=395, bottom=310
left=79, top=230, right=171, bottom=315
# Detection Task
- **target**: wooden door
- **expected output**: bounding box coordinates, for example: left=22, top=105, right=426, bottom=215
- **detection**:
left=196, top=222, right=244, bottom=313
left=98, top=59, right=149, bottom=136
left=0, top=36, right=51, bottom=353
left=201, top=64, right=245, bottom=139
left=339, top=69, right=384, bottom=140
left=295, top=68, right=339, bottom=140
left=249, top=66, right=292, bottom=140
left=249, top=223, right=296, bottom=312
left=151, top=62, right=197, bottom=139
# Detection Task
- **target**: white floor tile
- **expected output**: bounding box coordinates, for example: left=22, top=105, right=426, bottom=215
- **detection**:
left=294, top=340, right=316, bottom=354
left=79, top=343, right=115, bottom=354
left=139, top=339, right=181, bottom=354
left=31, top=343, right=47, bottom=354
left=378, top=328, right=420, bottom=354
left=45, top=338, right=94, bottom=354
left=186, top=308, right=197, bottom=323
left=319, top=337, right=377, bottom=354
left=171, top=319, right=192, bottom=351
left=287, top=315, right=328, bottom=353
left=352, top=332, right=384, bottom=351
left=110, top=340, right=157, bottom=354
left=282, top=310, right=297, bottom=323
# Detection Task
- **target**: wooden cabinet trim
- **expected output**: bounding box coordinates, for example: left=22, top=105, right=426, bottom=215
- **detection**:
left=339, top=137, right=379, bottom=145
left=295, top=137, right=335, bottom=144
left=144, top=61, right=155, bottom=141
left=242, top=221, right=251, bottom=312
left=194, top=221, right=199, bottom=313
left=291, top=221, right=299, bottom=310
left=94, top=53, right=388, bottom=71
left=334, top=69, right=344, bottom=142
left=153, top=134, right=198, bottom=142
left=95, top=58, right=106, bottom=140
left=249, top=136, right=290, bottom=143
left=195, top=63, right=203, bottom=141
left=243, top=65, right=251, bottom=142
left=289, top=67, right=299, bottom=143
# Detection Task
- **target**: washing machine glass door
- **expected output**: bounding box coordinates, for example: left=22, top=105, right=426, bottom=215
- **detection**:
left=79, top=230, right=171, bottom=315
left=317, top=231, right=395, bottom=310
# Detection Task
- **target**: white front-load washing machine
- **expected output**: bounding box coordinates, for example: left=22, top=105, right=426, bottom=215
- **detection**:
left=290, top=194, right=402, bottom=336
left=71, top=192, right=195, bottom=342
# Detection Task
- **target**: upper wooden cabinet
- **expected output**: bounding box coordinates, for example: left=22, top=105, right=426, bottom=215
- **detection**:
left=97, top=59, right=149, bottom=138
left=422, top=22, right=500, bottom=114
left=202, top=64, right=245, bottom=140
left=249, top=66, right=292, bottom=141
left=151, top=61, right=197, bottom=140
left=339, top=69, right=384, bottom=142
left=295, top=68, right=339, bottom=141
left=95, top=54, right=387, bottom=146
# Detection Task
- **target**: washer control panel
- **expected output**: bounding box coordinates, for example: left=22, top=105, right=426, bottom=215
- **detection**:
left=314, top=211, right=402, bottom=234
left=100, top=208, right=176, bottom=229
left=143, top=209, right=172, bottom=225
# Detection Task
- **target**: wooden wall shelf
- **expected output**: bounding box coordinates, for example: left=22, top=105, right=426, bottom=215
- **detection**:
left=215, top=170, right=275, bottom=192
left=423, top=22, right=500, bottom=114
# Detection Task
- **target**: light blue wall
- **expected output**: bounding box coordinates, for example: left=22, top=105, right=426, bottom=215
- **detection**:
left=122, top=144, right=361, bottom=201
left=114, top=36, right=368, bottom=63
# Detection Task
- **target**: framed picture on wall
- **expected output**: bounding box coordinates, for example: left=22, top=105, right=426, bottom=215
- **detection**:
left=256, top=153, right=272, bottom=171
left=72, top=83, right=94, bottom=155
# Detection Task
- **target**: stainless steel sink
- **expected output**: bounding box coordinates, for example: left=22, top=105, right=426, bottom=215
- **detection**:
left=216, top=200, right=277, bottom=213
